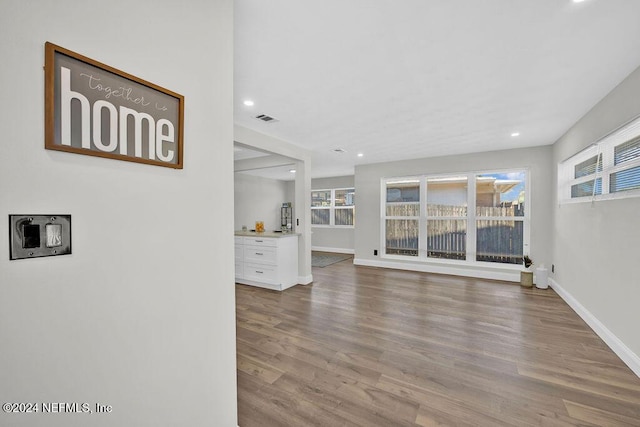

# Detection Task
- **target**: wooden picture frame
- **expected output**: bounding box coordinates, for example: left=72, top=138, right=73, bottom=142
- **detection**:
left=44, top=42, right=184, bottom=169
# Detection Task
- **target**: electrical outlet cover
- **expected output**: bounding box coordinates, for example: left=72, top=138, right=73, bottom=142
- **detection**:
left=9, top=215, right=71, bottom=260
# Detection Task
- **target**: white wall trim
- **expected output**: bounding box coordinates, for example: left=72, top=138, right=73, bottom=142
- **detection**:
left=298, top=274, right=313, bottom=285
left=312, top=246, right=355, bottom=255
left=353, top=258, right=520, bottom=282
left=549, top=278, right=640, bottom=378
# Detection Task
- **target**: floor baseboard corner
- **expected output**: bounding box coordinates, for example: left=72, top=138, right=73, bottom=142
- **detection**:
left=298, top=274, right=313, bottom=285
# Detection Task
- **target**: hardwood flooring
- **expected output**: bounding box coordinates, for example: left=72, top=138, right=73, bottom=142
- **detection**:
left=236, top=259, right=640, bottom=426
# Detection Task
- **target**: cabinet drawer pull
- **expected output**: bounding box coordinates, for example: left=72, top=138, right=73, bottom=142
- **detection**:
left=255, top=270, right=263, bottom=274
left=255, top=240, right=263, bottom=243
left=255, top=252, right=263, bottom=255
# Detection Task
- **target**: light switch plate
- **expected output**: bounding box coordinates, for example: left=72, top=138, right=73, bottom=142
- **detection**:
left=9, top=215, right=72, bottom=260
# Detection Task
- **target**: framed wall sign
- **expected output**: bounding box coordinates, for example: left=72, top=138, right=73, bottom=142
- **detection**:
left=44, top=42, right=184, bottom=169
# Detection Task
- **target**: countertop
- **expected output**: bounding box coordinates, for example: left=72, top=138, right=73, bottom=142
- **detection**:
left=235, top=230, right=300, bottom=238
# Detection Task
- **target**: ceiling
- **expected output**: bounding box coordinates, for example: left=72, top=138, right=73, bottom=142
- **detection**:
left=233, top=144, right=298, bottom=180
left=234, top=0, right=640, bottom=181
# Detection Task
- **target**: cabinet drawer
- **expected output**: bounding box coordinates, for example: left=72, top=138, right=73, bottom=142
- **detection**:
left=244, top=246, right=277, bottom=265
left=234, top=236, right=244, bottom=245
left=235, top=261, right=243, bottom=278
left=235, top=245, right=243, bottom=262
left=244, top=263, right=277, bottom=283
left=243, top=236, right=277, bottom=247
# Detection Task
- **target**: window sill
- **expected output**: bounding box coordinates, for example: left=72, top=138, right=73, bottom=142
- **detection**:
left=381, top=253, right=524, bottom=271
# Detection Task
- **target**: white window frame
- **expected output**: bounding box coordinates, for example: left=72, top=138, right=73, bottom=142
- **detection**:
left=559, top=114, right=640, bottom=204
left=380, top=169, right=530, bottom=269
left=425, top=174, right=470, bottom=261
left=311, top=187, right=355, bottom=228
left=382, top=177, right=421, bottom=256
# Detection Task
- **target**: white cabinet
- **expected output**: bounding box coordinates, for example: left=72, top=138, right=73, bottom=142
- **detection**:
left=234, top=236, right=244, bottom=281
left=235, top=234, right=299, bottom=291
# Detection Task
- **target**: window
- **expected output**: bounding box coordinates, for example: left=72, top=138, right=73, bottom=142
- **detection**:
left=385, top=179, right=419, bottom=255
left=559, top=115, right=640, bottom=203
left=311, top=188, right=355, bottom=227
left=311, top=190, right=331, bottom=225
left=426, top=176, right=467, bottom=260
left=383, top=170, right=528, bottom=266
left=611, top=136, right=640, bottom=193
left=475, top=171, right=525, bottom=265
left=334, top=189, right=355, bottom=225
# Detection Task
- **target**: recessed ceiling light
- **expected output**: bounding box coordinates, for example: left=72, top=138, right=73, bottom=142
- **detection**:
left=243, top=100, right=254, bottom=106
left=289, top=169, right=296, bottom=173
left=511, top=132, right=520, bottom=137
left=573, top=0, right=585, bottom=3
left=357, top=153, right=364, bottom=157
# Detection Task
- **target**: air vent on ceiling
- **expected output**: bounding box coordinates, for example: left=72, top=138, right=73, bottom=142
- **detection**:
left=254, top=114, right=279, bottom=123
left=332, top=148, right=347, bottom=153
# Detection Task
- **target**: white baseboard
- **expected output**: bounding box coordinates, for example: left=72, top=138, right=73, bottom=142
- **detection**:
left=353, top=258, right=520, bottom=282
left=298, top=274, right=313, bottom=285
left=549, top=278, right=640, bottom=378
left=235, top=277, right=296, bottom=291
left=312, top=246, right=355, bottom=255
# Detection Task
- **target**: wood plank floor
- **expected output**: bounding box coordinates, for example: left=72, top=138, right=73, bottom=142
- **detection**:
left=236, top=259, right=640, bottom=426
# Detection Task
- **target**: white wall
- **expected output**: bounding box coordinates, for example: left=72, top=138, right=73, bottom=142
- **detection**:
left=0, top=1, right=237, bottom=426
left=354, top=146, right=553, bottom=281
left=286, top=180, right=295, bottom=208
left=311, top=176, right=355, bottom=253
left=551, top=65, right=640, bottom=372
left=235, top=173, right=291, bottom=231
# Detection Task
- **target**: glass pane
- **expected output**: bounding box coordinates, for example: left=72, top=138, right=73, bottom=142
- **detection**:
left=335, top=189, right=355, bottom=206
left=614, top=136, right=640, bottom=165
left=335, top=208, right=354, bottom=226
left=571, top=178, right=602, bottom=198
left=426, top=176, right=467, bottom=217
left=311, top=209, right=330, bottom=225
left=476, top=171, right=525, bottom=217
left=610, top=166, right=640, bottom=193
left=311, top=190, right=331, bottom=207
left=427, top=220, right=466, bottom=260
left=385, top=203, right=420, bottom=216
left=476, top=220, right=523, bottom=264
left=385, top=219, right=418, bottom=256
left=386, top=181, right=420, bottom=202
left=386, top=180, right=420, bottom=216
left=574, top=154, right=602, bottom=178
